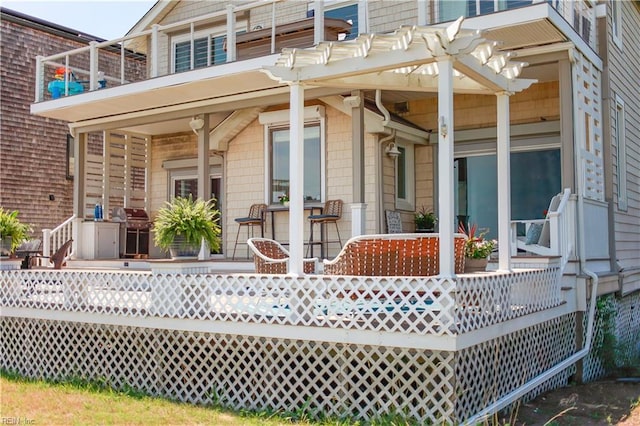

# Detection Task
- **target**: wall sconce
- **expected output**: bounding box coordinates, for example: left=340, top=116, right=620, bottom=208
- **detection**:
left=439, top=116, right=448, bottom=138
left=189, top=116, right=205, bottom=134
left=386, top=142, right=401, bottom=158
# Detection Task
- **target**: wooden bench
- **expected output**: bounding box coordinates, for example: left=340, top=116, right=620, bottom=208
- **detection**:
left=323, top=233, right=466, bottom=276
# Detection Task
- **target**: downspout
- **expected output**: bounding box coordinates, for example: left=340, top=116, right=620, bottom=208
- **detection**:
left=466, top=61, right=600, bottom=422
left=375, top=90, right=393, bottom=231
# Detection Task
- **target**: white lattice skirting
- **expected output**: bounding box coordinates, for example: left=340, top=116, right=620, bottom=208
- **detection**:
left=2, top=269, right=636, bottom=422
left=1, top=314, right=577, bottom=423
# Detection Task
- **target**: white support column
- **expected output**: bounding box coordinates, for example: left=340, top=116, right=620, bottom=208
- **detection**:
left=150, top=24, right=159, bottom=78
left=496, top=92, right=512, bottom=271
left=437, top=57, right=455, bottom=277
left=89, top=41, right=98, bottom=90
left=35, top=55, right=44, bottom=102
left=351, top=90, right=366, bottom=236
left=73, top=132, right=86, bottom=219
left=197, top=114, right=211, bottom=260
left=358, top=0, right=369, bottom=34
left=313, top=1, right=325, bottom=45
left=226, top=5, right=237, bottom=63
left=288, top=83, right=305, bottom=275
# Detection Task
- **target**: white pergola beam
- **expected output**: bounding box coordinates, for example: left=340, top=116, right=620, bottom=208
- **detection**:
left=302, top=72, right=496, bottom=94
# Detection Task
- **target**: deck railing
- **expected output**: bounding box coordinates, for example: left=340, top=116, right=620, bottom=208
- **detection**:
left=33, top=0, right=597, bottom=103
left=1, top=267, right=562, bottom=336
left=1, top=267, right=571, bottom=423
left=40, top=215, right=76, bottom=265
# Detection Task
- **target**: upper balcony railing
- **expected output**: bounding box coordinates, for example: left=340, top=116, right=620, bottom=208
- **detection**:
left=33, top=0, right=597, bottom=103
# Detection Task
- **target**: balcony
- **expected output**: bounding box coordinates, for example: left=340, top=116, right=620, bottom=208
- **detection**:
left=32, top=0, right=598, bottom=117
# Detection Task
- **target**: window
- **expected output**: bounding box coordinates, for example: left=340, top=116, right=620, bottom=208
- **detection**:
left=260, top=106, right=326, bottom=205
left=612, top=0, right=622, bottom=48
left=172, top=31, right=227, bottom=73
left=615, top=95, right=627, bottom=211
left=324, top=3, right=358, bottom=41
left=269, top=125, right=323, bottom=204
left=395, top=142, right=415, bottom=211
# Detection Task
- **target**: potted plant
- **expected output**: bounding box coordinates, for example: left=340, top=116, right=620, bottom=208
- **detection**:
left=0, top=207, right=32, bottom=257
left=414, top=206, right=436, bottom=232
left=153, top=196, right=221, bottom=259
left=278, top=193, right=290, bottom=207
left=458, top=222, right=497, bottom=272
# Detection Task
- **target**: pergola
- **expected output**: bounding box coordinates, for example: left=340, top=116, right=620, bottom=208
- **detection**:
left=263, top=17, right=535, bottom=276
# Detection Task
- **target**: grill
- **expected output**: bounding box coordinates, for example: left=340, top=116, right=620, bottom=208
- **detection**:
left=113, top=207, right=151, bottom=258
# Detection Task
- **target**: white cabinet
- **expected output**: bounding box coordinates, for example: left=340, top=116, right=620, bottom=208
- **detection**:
left=80, top=222, right=120, bottom=259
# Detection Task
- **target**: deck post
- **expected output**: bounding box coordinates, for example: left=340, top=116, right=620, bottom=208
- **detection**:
left=197, top=114, right=211, bottom=260
left=437, top=57, right=455, bottom=277
left=496, top=92, right=512, bottom=271
left=288, top=82, right=305, bottom=275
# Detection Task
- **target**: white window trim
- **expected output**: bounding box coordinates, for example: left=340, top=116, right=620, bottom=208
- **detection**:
left=260, top=107, right=326, bottom=204
left=615, top=94, right=628, bottom=211
left=168, top=167, right=221, bottom=200
left=395, top=140, right=415, bottom=211
left=612, top=0, right=622, bottom=49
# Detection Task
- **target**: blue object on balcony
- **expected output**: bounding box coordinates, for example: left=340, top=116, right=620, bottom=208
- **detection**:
left=48, top=80, right=84, bottom=99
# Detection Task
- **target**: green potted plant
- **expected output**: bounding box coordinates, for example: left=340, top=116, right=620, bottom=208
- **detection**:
left=0, top=207, right=32, bottom=256
left=414, top=206, right=436, bottom=232
left=153, top=196, right=221, bottom=259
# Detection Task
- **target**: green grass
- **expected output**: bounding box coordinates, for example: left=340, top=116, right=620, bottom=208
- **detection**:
left=0, top=370, right=420, bottom=426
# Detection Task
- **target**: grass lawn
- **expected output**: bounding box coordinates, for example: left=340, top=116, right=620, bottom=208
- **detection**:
left=0, top=372, right=351, bottom=426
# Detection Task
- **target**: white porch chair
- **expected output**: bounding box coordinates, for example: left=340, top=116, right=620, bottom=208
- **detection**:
left=510, top=188, right=571, bottom=257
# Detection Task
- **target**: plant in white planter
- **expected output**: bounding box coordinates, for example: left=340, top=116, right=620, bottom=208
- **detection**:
left=0, top=207, right=32, bottom=256
left=153, top=196, right=221, bottom=258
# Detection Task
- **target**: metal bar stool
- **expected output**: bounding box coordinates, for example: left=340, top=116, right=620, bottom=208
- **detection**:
left=306, top=199, right=343, bottom=258
left=232, top=203, right=267, bottom=259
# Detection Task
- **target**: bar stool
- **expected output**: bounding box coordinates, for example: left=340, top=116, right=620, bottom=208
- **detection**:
left=232, top=203, right=267, bottom=259
left=306, top=199, right=343, bottom=258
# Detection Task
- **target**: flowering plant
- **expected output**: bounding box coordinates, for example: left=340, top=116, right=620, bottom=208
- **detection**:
left=278, top=193, right=289, bottom=204
left=458, top=222, right=496, bottom=259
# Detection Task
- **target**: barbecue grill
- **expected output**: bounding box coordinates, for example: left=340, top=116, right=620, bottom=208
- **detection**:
left=112, top=207, right=151, bottom=258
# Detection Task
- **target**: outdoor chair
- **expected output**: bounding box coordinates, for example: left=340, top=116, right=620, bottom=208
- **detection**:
left=306, top=199, right=343, bottom=258
left=510, top=188, right=571, bottom=256
left=32, top=238, right=73, bottom=269
left=247, top=237, right=317, bottom=274
left=323, top=233, right=466, bottom=276
left=233, top=203, right=267, bottom=259
left=15, top=239, right=42, bottom=269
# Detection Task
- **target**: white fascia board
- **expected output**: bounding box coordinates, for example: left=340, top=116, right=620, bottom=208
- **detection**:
left=258, top=105, right=325, bottom=125
left=31, top=54, right=281, bottom=117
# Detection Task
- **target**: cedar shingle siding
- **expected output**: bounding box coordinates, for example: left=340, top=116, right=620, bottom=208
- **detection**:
left=0, top=9, right=145, bottom=236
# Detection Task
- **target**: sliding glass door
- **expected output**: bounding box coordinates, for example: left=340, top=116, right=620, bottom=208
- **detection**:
left=455, top=149, right=561, bottom=239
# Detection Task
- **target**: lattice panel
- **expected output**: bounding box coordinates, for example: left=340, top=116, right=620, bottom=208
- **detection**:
left=1, top=268, right=562, bottom=336
left=581, top=292, right=640, bottom=382
left=573, top=50, right=604, bottom=201
left=455, top=267, right=563, bottom=333
left=455, top=314, right=577, bottom=421
left=0, top=318, right=456, bottom=424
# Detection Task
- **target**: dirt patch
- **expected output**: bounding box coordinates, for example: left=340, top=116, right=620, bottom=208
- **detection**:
left=512, top=376, right=640, bottom=425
